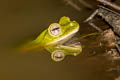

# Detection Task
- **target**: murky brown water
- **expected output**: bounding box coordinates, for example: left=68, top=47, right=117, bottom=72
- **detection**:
left=0, top=0, right=120, bottom=80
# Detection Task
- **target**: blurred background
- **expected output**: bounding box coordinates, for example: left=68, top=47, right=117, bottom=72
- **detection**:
left=0, top=0, right=120, bottom=80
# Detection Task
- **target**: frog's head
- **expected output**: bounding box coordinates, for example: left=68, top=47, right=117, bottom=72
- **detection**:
left=35, top=16, right=79, bottom=46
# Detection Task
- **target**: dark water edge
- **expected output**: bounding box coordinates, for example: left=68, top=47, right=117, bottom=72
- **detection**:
left=0, top=0, right=120, bottom=80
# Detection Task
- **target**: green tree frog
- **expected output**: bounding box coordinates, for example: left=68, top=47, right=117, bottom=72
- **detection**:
left=21, top=16, right=82, bottom=62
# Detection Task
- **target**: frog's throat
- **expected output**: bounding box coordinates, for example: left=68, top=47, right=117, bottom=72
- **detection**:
left=47, top=28, right=79, bottom=45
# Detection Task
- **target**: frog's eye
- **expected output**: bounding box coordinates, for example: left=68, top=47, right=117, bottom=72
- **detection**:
left=51, top=50, right=65, bottom=62
left=48, top=24, right=61, bottom=36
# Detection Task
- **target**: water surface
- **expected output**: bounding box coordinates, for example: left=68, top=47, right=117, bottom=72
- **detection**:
left=0, top=0, right=119, bottom=80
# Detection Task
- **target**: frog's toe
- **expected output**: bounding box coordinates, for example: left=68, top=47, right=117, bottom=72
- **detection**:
left=51, top=50, right=65, bottom=62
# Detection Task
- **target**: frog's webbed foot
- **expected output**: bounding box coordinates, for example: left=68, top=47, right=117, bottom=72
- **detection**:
left=51, top=50, right=65, bottom=62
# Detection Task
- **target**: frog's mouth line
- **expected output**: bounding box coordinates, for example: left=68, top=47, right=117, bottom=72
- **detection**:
left=47, top=28, right=79, bottom=45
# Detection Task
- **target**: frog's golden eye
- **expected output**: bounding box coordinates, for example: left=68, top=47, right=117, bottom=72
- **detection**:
left=48, top=24, right=61, bottom=36
left=51, top=50, right=65, bottom=62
